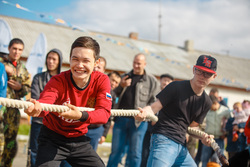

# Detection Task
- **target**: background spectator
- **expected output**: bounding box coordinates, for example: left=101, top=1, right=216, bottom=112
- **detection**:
left=0, top=38, right=31, bottom=166
left=201, top=95, right=231, bottom=167
left=107, top=53, right=159, bottom=167
left=27, top=49, right=63, bottom=167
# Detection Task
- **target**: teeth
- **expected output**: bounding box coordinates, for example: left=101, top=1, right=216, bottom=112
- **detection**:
left=75, top=70, right=85, bottom=74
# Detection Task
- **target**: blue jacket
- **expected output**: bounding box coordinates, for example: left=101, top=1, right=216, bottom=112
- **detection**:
left=0, top=62, right=7, bottom=98
left=0, top=62, right=7, bottom=110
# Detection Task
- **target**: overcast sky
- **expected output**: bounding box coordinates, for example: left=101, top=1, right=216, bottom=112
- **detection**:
left=1, top=0, right=250, bottom=59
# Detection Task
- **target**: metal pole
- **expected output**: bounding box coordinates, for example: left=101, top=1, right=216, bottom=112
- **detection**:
left=158, top=0, right=162, bottom=42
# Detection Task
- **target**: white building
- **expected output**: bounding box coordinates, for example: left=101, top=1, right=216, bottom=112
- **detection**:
left=1, top=15, right=250, bottom=109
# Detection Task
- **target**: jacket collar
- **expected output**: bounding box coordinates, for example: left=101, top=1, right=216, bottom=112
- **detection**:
left=129, top=69, right=147, bottom=81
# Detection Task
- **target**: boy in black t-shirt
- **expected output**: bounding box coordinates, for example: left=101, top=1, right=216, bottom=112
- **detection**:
left=136, top=55, right=217, bottom=167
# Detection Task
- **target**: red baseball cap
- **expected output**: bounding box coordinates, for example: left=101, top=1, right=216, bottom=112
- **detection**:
left=194, top=55, right=217, bottom=74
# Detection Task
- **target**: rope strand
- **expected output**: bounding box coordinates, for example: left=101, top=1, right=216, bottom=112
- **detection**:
left=0, top=97, right=158, bottom=122
left=187, top=127, right=229, bottom=166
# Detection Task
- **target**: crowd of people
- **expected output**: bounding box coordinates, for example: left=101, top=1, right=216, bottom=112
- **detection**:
left=0, top=36, right=249, bottom=167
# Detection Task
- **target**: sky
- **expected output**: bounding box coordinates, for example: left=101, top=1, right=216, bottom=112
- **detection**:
left=0, top=0, right=250, bottom=59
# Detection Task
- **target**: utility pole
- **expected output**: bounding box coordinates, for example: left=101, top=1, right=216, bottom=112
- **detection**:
left=158, top=0, right=162, bottom=42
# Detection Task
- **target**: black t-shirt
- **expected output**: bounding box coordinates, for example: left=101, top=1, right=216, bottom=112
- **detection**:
left=119, top=74, right=143, bottom=109
left=152, top=80, right=212, bottom=145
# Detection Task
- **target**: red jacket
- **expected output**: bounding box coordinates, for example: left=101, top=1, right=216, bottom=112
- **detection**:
left=38, top=70, right=112, bottom=138
left=244, top=116, right=250, bottom=144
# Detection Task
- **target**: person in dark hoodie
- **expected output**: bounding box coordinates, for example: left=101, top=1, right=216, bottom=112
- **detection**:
left=27, top=49, right=63, bottom=167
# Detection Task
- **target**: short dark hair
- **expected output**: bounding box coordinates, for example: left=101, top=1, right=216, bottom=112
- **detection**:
left=209, top=95, right=218, bottom=103
left=243, top=100, right=250, bottom=104
left=108, top=71, right=121, bottom=78
left=210, top=88, right=218, bottom=94
left=8, top=38, right=24, bottom=49
left=70, top=36, right=100, bottom=60
left=160, top=74, right=174, bottom=81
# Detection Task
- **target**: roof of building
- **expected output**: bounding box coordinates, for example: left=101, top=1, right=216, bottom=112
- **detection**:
left=1, top=15, right=250, bottom=91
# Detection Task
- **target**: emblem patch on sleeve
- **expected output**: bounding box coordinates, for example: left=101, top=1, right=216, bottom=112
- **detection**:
left=106, top=92, right=112, bottom=101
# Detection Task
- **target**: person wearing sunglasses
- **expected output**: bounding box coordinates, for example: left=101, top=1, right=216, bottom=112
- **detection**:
left=135, top=55, right=217, bottom=167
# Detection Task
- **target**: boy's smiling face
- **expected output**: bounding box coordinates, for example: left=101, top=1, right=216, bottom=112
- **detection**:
left=70, top=47, right=97, bottom=88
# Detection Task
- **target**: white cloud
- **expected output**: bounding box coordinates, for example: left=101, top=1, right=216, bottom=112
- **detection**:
left=58, top=0, right=250, bottom=59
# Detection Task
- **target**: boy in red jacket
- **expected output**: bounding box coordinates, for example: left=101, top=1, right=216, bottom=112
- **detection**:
left=24, top=36, right=112, bottom=167
left=245, top=116, right=250, bottom=156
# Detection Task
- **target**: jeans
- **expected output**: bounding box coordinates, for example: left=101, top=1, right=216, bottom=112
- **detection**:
left=107, top=117, right=148, bottom=167
left=201, top=138, right=224, bottom=167
left=147, top=134, right=197, bottom=167
left=194, top=140, right=203, bottom=166
left=59, top=160, right=71, bottom=167
left=140, top=130, right=151, bottom=167
left=86, top=126, right=104, bottom=151
left=28, top=122, right=43, bottom=167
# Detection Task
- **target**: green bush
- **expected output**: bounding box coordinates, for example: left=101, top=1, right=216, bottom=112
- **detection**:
left=18, top=124, right=30, bottom=135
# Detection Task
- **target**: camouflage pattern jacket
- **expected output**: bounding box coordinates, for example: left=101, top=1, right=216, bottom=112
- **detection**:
left=0, top=56, right=31, bottom=99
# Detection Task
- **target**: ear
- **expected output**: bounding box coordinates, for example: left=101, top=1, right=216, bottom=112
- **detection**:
left=213, top=73, right=217, bottom=79
left=193, top=66, right=195, bottom=74
left=94, top=58, right=100, bottom=67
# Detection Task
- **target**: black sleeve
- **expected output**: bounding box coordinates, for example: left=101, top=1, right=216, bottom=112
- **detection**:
left=31, top=74, right=41, bottom=100
left=225, top=118, right=233, bottom=132
left=102, top=118, right=111, bottom=137
left=156, top=81, right=177, bottom=108
left=79, top=111, right=89, bottom=122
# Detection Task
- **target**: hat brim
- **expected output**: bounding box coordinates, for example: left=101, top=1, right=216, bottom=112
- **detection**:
left=194, top=65, right=216, bottom=74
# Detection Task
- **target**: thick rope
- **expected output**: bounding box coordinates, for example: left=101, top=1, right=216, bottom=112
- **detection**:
left=0, top=97, right=229, bottom=165
left=0, top=97, right=158, bottom=122
left=188, top=127, right=229, bottom=166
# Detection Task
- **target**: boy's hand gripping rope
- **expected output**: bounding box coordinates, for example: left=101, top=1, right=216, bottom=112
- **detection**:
left=187, top=127, right=229, bottom=167
left=0, top=98, right=158, bottom=122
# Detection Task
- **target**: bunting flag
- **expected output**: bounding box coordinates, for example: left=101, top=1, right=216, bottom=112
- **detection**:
left=26, top=33, right=47, bottom=79
left=0, top=18, right=12, bottom=53
left=1, top=0, right=87, bottom=31
left=15, top=3, right=31, bottom=12
left=1, top=0, right=249, bottom=90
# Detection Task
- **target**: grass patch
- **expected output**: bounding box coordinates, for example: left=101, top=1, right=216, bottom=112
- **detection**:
left=18, top=124, right=30, bottom=135
left=18, top=124, right=113, bottom=143
left=105, top=133, right=112, bottom=143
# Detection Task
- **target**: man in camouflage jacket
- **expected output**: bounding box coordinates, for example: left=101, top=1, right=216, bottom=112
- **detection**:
left=0, top=38, right=31, bottom=167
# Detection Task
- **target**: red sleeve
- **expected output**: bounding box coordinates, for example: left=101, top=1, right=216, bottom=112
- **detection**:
left=37, top=75, right=63, bottom=117
left=245, top=116, right=250, bottom=140
left=85, top=74, right=112, bottom=124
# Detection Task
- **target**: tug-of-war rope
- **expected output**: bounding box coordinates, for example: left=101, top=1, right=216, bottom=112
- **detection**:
left=188, top=127, right=229, bottom=166
left=0, top=97, right=229, bottom=166
left=0, top=97, right=158, bottom=122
